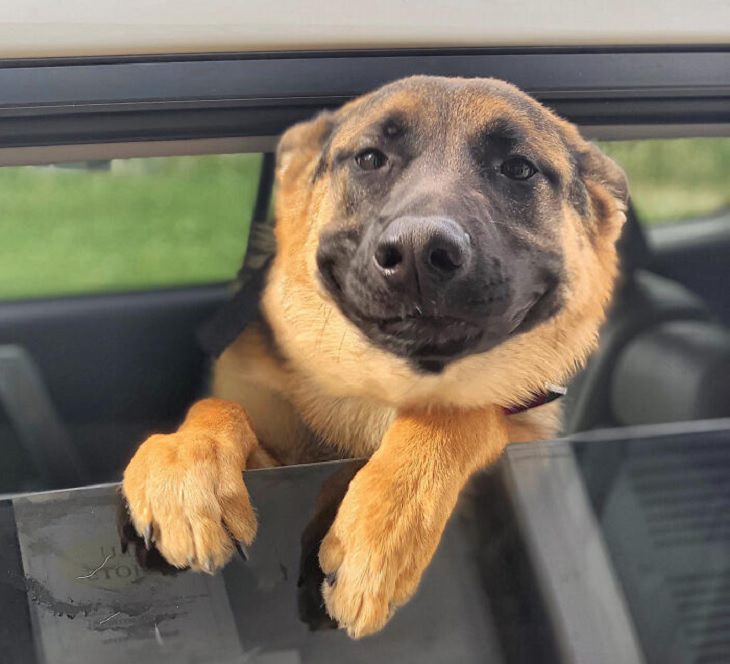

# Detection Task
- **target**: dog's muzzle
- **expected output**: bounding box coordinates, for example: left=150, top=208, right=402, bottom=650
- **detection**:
left=317, top=215, right=559, bottom=372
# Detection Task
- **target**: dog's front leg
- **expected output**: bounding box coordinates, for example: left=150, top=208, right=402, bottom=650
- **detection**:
left=319, top=406, right=509, bottom=638
left=122, top=398, right=275, bottom=573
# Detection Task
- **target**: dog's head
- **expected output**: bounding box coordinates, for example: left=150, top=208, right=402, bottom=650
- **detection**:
left=263, top=76, right=628, bottom=408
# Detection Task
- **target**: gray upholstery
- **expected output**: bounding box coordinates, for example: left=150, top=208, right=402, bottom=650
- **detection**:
left=563, top=270, right=710, bottom=433
left=612, top=320, right=730, bottom=426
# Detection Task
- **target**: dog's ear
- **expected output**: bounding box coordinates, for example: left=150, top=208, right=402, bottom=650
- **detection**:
left=276, top=110, right=337, bottom=187
left=577, top=142, right=629, bottom=207
left=572, top=142, right=629, bottom=241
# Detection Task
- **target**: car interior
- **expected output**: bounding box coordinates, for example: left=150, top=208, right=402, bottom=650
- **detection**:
left=8, top=182, right=730, bottom=499
left=2, top=153, right=730, bottom=495
left=1, top=46, right=729, bottom=664
left=565, top=204, right=730, bottom=434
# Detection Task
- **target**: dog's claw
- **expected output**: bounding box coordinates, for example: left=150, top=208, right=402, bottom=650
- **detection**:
left=143, top=524, right=153, bottom=551
left=203, top=559, right=215, bottom=574
left=325, top=572, right=337, bottom=587
left=234, top=540, right=249, bottom=561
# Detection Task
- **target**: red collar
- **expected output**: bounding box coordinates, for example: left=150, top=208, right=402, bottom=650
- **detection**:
left=503, top=384, right=567, bottom=415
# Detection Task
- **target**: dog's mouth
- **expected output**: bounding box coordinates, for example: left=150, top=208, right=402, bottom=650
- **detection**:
left=319, top=260, right=482, bottom=360
left=347, top=286, right=558, bottom=373
left=341, top=310, right=484, bottom=373
left=318, top=254, right=559, bottom=374
left=378, top=315, right=483, bottom=356
left=507, top=285, right=555, bottom=335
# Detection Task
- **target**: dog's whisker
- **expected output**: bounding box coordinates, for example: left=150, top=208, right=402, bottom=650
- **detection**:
left=337, top=330, right=347, bottom=363
left=315, top=307, right=333, bottom=353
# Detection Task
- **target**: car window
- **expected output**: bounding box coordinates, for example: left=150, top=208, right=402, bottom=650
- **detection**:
left=5, top=139, right=728, bottom=302
left=598, top=137, right=730, bottom=225
left=0, top=153, right=262, bottom=300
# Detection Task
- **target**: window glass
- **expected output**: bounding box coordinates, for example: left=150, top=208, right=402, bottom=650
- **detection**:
left=5, top=140, right=728, bottom=301
left=598, top=138, right=730, bottom=225
left=0, top=153, right=262, bottom=300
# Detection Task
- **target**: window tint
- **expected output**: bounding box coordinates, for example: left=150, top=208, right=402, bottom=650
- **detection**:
left=598, top=138, right=730, bottom=225
left=0, top=154, right=262, bottom=300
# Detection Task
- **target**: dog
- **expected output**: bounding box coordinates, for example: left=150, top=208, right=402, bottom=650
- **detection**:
left=122, top=75, right=628, bottom=638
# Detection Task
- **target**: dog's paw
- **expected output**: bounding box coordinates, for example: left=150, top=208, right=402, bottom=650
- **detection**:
left=122, top=430, right=256, bottom=573
left=318, top=462, right=440, bottom=638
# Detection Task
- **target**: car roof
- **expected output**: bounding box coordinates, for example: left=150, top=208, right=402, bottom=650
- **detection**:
left=1, top=0, right=728, bottom=59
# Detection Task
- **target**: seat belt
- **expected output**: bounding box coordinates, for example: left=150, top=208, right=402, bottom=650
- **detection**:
left=0, top=344, right=88, bottom=488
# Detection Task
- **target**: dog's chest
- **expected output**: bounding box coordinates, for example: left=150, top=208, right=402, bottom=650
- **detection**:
left=290, top=387, right=396, bottom=459
left=211, top=322, right=394, bottom=462
left=213, top=357, right=393, bottom=464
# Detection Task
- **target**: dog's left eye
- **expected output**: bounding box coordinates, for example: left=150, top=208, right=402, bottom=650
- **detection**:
left=355, top=149, right=388, bottom=171
left=501, top=157, right=538, bottom=180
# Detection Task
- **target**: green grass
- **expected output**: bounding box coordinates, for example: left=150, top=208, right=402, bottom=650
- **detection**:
left=598, top=138, right=730, bottom=224
left=1, top=139, right=729, bottom=300
left=0, top=154, right=261, bottom=299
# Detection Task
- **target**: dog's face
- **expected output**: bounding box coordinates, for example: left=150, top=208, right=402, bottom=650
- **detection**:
left=263, top=76, right=628, bottom=408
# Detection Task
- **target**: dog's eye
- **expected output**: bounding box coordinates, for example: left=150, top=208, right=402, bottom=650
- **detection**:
left=355, top=149, right=388, bottom=171
left=501, top=157, right=538, bottom=180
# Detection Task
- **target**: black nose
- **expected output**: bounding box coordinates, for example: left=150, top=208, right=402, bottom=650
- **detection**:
left=373, top=217, right=471, bottom=295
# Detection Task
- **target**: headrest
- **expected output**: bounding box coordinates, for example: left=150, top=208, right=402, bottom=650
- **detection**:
left=612, top=320, right=730, bottom=426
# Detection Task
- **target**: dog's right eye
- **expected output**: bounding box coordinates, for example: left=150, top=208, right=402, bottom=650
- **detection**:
left=501, top=156, right=538, bottom=181
left=355, top=149, right=388, bottom=171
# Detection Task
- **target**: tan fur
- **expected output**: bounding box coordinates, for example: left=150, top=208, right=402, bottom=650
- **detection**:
left=319, top=406, right=509, bottom=635
left=122, top=399, right=265, bottom=571
left=123, top=76, right=627, bottom=638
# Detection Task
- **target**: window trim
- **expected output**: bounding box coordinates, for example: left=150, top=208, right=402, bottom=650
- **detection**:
left=0, top=137, right=276, bottom=167
left=1, top=47, right=729, bottom=149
